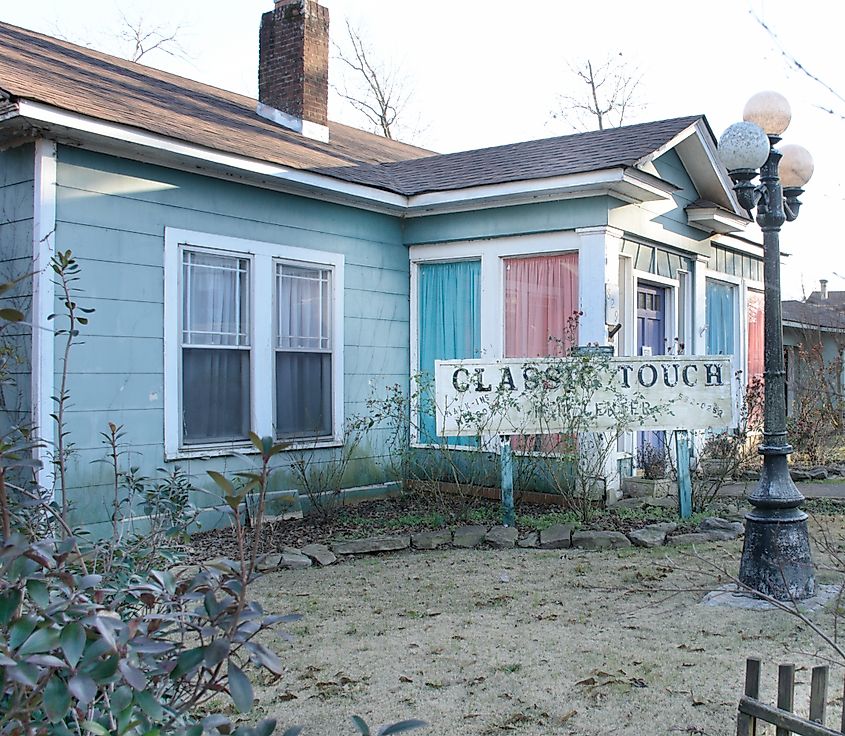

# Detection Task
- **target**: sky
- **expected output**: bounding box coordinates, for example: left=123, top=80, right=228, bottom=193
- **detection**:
left=3, top=0, right=844, bottom=299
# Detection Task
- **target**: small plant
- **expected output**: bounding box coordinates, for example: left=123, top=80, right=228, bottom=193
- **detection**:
left=49, top=250, right=95, bottom=527
left=287, top=414, right=373, bottom=521
left=636, top=442, right=669, bottom=480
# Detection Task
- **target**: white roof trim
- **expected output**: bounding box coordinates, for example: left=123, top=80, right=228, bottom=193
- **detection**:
left=686, top=205, right=748, bottom=234
left=636, top=118, right=747, bottom=219
left=9, top=100, right=676, bottom=217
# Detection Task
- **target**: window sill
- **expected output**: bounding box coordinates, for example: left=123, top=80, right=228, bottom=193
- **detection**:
left=166, top=437, right=343, bottom=461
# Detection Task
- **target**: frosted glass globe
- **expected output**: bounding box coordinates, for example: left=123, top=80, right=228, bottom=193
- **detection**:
left=719, top=121, right=770, bottom=172
left=779, top=144, right=814, bottom=187
left=743, top=91, right=792, bottom=135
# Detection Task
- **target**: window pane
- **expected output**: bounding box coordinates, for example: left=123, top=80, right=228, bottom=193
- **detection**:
left=706, top=280, right=735, bottom=355
left=504, top=253, right=579, bottom=357
left=277, top=263, right=331, bottom=350
left=417, top=261, right=481, bottom=446
left=747, top=291, right=764, bottom=381
left=182, top=348, right=250, bottom=444
left=183, top=251, right=249, bottom=346
left=276, top=352, right=332, bottom=438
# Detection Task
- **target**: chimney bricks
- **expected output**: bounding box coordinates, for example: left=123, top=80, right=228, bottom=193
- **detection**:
left=259, top=0, right=329, bottom=127
left=820, top=279, right=829, bottom=300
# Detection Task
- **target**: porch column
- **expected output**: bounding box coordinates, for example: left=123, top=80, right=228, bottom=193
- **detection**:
left=575, top=226, right=624, bottom=501
left=575, top=226, right=624, bottom=346
left=691, top=254, right=709, bottom=356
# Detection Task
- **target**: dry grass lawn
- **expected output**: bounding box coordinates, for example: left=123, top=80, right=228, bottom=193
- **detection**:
left=245, top=518, right=845, bottom=736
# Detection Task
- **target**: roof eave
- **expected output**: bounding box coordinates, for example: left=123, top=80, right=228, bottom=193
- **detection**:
left=8, top=99, right=411, bottom=214
left=403, top=167, right=677, bottom=218
left=3, top=100, right=679, bottom=219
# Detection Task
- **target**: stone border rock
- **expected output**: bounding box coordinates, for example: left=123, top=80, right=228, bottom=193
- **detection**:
left=252, top=517, right=745, bottom=572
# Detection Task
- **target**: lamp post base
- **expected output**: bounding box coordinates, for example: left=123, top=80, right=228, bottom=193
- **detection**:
left=738, top=511, right=814, bottom=601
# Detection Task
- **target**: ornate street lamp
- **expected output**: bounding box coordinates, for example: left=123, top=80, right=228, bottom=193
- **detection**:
left=718, top=91, right=815, bottom=601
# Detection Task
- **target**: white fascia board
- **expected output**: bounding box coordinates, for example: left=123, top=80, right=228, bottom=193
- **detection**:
left=784, top=320, right=845, bottom=335
left=16, top=100, right=407, bottom=213
left=14, top=101, right=675, bottom=218
left=403, top=168, right=675, bottom=217
left=635, top=118, right=747, bottom=218
left=634, top=122, right=698, bottom=167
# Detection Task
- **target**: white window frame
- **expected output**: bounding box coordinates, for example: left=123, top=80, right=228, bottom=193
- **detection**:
left=409, top=231, right=581, bottom=448
left=164, top=228, right=344, bottom=459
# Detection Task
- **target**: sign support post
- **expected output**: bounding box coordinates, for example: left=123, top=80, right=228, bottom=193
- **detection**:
left=675, top=430, right=692, bottom=519
left=500, top=436, right=515, bottom=527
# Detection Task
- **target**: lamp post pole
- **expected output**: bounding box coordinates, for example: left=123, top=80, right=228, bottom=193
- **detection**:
left=719, top=92, right=816, bottom=601
left=736, top=139, right=814, bottom=600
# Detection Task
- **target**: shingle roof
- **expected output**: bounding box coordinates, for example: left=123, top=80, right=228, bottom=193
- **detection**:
left=0, top=21, right=432, bottom=170
left=0, top=21, right=704, bottom=197
left=783, top=299, right=845, bottom=331
left=315, top=116, right=704, bottom=195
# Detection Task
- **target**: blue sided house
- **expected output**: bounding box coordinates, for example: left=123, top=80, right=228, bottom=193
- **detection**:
left=0, top=0, right=767, bottom=535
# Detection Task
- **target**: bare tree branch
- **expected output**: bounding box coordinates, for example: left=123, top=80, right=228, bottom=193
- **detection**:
left=117, top=11, right=187, bottom=63
left=332, top=20, right=424, bottom=141
left=751, top=11, right=845, bottom=122
left=552, top=54, right=645, bottom=132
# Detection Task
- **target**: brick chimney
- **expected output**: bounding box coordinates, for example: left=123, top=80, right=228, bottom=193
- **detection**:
left=257, top=0, right=330, bottom=142
left=820, top=279, right=829, bottom=300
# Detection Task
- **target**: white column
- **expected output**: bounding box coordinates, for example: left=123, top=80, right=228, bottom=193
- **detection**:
left=32, top=139, right=57, bottom=495
left=691, top=254, right=709, bottom=356
left=575, top=226, right=623, bottom=346
left=575, top=226, right=625, bottom=501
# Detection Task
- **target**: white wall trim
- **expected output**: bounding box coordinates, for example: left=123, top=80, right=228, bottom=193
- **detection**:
left=163, top=228, right=344, bottom=459
left=31, top=139, right=57, bottom=493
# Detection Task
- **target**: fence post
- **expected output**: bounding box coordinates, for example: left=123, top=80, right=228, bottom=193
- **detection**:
left=809, top=665, right=829, bottom=725
left=675, top=430, right=692, bottom=519
left=737, top=658, right=761, bottom=736
left=776, top=663, right=795, bottom=736
left=500, top=436, right=515, bottom=527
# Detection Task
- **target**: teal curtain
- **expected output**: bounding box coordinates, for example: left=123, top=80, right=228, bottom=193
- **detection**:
left=418, top=261, right=481, bottom=445
left=706, top=280, right=735, bottom=355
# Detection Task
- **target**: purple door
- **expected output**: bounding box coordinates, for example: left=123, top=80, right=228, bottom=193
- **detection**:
left=636, top=285, right=666, bottom=461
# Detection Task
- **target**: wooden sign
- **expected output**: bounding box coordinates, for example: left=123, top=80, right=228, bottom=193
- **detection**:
left=434, top=355, right=734, bottom=437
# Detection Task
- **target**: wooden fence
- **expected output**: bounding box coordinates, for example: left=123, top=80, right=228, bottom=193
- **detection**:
left=738, top=657, right=845, bottom=736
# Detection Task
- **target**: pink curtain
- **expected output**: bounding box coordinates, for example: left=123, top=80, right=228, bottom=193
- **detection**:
left=504, top=253, right=579, bottom=357
left=747, top=291, right=764, bottom=381
left=504, top=253, right=579, bottom=453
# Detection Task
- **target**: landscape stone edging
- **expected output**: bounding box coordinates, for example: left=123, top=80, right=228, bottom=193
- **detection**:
left=255, top=517, right=745, bottom=572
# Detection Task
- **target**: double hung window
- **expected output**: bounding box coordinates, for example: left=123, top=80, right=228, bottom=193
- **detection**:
left=275, top=263, right=333, bottom=439
left=181, top=251, right=251, bottom=444
left=165, top=229, right=343, bottom=457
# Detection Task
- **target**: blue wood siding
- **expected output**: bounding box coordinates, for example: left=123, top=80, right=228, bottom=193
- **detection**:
left=650, top=149, right=710, bottom=242
left=402, top=197, right=613, bottom=245
left=0, top=144, right=34, bottom=429
left=52, top=146, right=409, bottom=529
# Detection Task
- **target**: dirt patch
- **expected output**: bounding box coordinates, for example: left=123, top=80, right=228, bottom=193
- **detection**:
left=237, top=515, right=845, bottom=736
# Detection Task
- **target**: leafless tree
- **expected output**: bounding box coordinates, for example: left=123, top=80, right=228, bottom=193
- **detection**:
left=332, top=20, right=416, bottom=141
left=116, top=11, right=187, bottom=63
left=551, top=54, right=644, bottom=132
left=752, top=12, right=845, bottom=122
left=50, top=9, right=188, bottom=66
